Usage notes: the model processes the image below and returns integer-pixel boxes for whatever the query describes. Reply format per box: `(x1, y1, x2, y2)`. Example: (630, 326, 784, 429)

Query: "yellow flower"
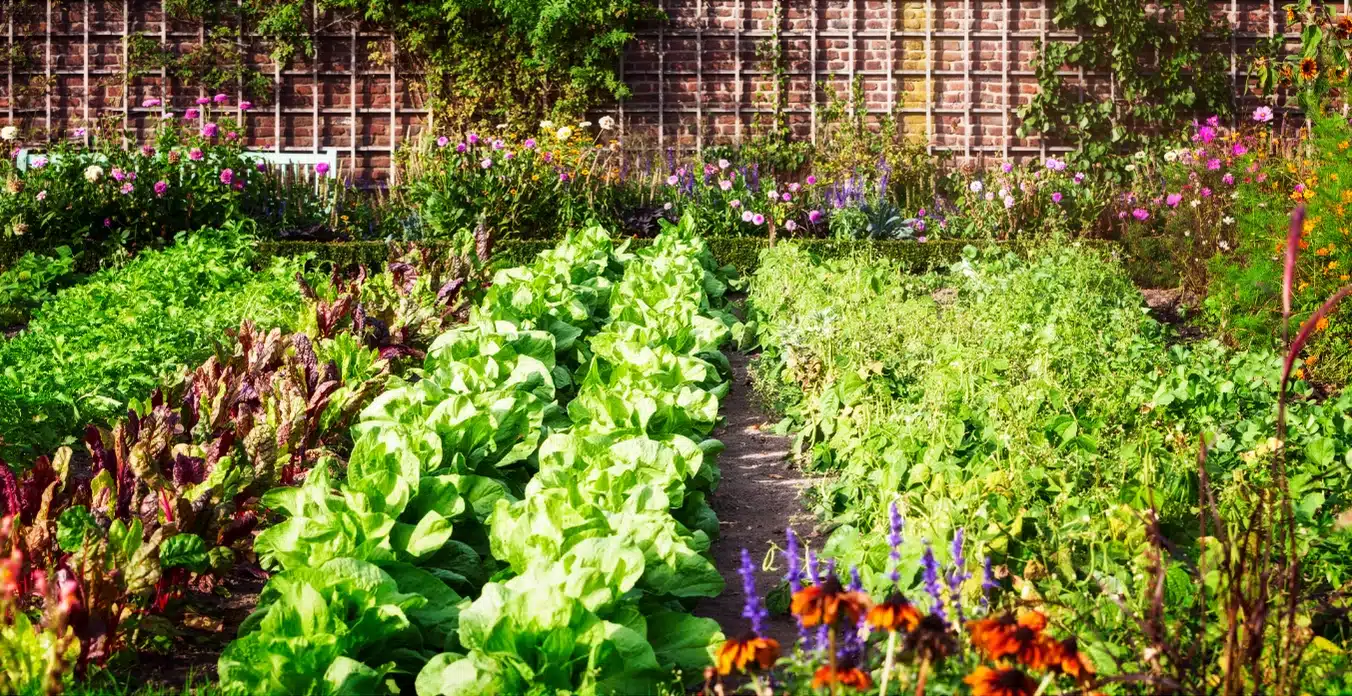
(531, 174, 540, 181)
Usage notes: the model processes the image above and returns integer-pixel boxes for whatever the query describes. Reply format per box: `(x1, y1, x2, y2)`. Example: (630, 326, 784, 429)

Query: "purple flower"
(1232, 143, 1249, 156)
(524, 138, 536, 149)
(807, 548, 821, 584)
(153, 180, 168, 197)
(119, 182, 134, 195)
(1206, 115, 1220, 128)
(752, 213, 765, 225)
(315, 162, 330, 175)
(1073, 172, 1085, 184)
(141, 98, 161, 108)
(917, 207, 927, 218)
(1003, 195, 1014, 209)
(1132, 208, 1150, 221)
(808, 209, 823, 224)
(947, 529, 970, 625)
(467, 132, 479, 145)
(455, 142, 467, 153)
(1166, 193, 1182, 207)
(782, 192, 792, 202)
(1051, 192, 1063, 204)
(219, 168, 233, 185)
(1223, 173, 1235, 185)
(739, 549, 769, 636)
(1002, 161, 1014, 173)
(806, 175, 817, 185)
(195, 97, 210, 105)
(111, 168, 125, 182)
(30, 156, 47, 169)
(921, 542, 946, 623)
(239, 101, 252, 111)
(666, 174, 679, 186)
(785, 220, 798, 231)
(480, 157, 492, 169)
(1044, 157, 1066, 172)
(1206, 158, 1221, 171)
(981, 555, 998, 609)
(492, 139, 504, 150)
(73, 127, 87, 138)
(887, 502, 905, 581)
(1201, 187, 1212, 198)
(436, 135, 450, 148)
(915, 220, 927, 232)
(202, 122, 219, 138)
(185, 108, 199, 120)
(730, 199, 741, 209)
(255, 161, 266, 172)
(1254, 106, 1274, 123)
(213, 93, 229, 104)
(103, 218, 111, 227)
(1194, 124, 1216, 144)
(189, 147, 204, 161)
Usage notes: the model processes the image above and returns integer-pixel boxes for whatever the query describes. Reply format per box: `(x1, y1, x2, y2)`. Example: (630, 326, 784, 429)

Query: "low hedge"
(255, 235, 1169, 285)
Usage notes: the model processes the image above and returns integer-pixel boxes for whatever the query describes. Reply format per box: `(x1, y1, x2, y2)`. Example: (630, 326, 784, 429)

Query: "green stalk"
(879, 630, 898, 695)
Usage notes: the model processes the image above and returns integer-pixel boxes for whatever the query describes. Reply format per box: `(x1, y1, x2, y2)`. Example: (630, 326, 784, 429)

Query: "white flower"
(998, 187, 1009, 197)
(969, 180, 983, 193)
(598, 116, 616, 131)
(1223, 216, 1235, 225)
(1190, 199, 1201, 208)
(1125, 164, 1136, 172)
(766, 189, 778, 200)
(1219, 240, 1231, 250)
(555, 126, 573, 142)
(1, 126, 16, 141)
(84, 164, 104, 182)
(578, 121, 592, 128)
(540, 120, 554, 129)
(495, 123, 508, 130)
(1164, 150, 1178, 163)
(1134, 150, 1146, 159)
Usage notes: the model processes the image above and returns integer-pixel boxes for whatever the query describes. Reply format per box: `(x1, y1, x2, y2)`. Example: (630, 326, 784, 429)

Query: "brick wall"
(0, 0, 1297, 180)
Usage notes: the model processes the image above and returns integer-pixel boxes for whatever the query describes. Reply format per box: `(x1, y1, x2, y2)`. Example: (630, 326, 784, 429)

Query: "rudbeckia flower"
(811, 662, 872, 691)
(866, 592, 922, 632)
(967, 611, 1054, 668)
(1048, 637, 1096, 683)
(964, 666, 1038, 696)
(791, 575, 869, 628)
(715, 633, 779, 675)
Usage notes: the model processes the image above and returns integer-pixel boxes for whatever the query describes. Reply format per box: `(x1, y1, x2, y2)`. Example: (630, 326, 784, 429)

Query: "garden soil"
(695, 349, 818, 648)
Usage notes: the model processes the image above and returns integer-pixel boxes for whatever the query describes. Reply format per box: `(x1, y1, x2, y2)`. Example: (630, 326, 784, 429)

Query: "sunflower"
(965, 666, 1039, 696)
(866, 592, 923, 632)
(791, 575, 870, 628)
(1302, 57, 1320, 82)
(714, 633, 780, 675)
(967, 611, 1055, 669)
(811, 663, 873, 691)
(1048, 637, 1096, 683)
(1338, 15, 1352, 39)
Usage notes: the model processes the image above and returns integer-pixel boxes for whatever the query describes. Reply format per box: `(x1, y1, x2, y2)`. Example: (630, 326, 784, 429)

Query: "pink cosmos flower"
(719, 158, 731, 170)
(219, 168, 234, 185)
(153, 180, 168, 197)
(1003, 195, 1015, 209)
(120, 182, 134, 195)
(1051, 192, 1063, 204)
(730, 199, 741, 209)
(741, 210, 753, 222)
(1254, 106, 1274, 123)
(1166, 193, 1183, 207)
(719, 179, 732, 191)
(1132, 208, 1150, 221)
(239, 101, 252, 111)
(480, 157, 492, 169)
(752, 213, 765, 225)
(806, 175, 817, 185)
(808, 209, 823, 224)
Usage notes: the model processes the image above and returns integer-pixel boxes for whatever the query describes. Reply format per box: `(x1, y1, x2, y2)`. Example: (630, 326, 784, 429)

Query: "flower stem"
(1032, 673, 1055, 696)
(880, 630, 898, 695)
(828, 627, 839, 696)
(914, 656, 930, 696)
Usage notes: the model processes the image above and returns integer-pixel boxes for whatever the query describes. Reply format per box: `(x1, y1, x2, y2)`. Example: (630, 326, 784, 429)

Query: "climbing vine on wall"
(141, 0, 657, 128)
(1016, 0, 1233, 163)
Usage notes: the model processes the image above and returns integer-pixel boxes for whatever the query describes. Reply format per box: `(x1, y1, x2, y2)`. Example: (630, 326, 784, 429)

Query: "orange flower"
(791, 576, 870, 628)
(1047, 637, 1096, 684)
(967, 611, 1055, 668)
(1301, 57, 1320, 82)
(715, 633, 780, 675)
(1317, 316, 1331, 331)
(965, 666, 1039, 696)
(812, 664, 873, 691)
(866, 592, 922, 632)
(1340, 15, 1352, 39)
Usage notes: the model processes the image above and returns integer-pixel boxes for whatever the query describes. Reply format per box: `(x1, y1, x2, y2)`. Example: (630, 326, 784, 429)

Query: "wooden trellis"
(0, 0, 1306, 177)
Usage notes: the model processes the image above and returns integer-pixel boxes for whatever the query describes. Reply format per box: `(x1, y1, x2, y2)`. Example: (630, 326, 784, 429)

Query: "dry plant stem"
(1031, 673, 1055, 696)
(879, 630, 898, 695)
(828, 628, 839, 696)
(913, 656, 930, 696)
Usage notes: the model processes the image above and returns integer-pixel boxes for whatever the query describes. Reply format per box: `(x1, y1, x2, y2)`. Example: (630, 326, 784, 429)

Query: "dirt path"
(697, 349, 818, 647)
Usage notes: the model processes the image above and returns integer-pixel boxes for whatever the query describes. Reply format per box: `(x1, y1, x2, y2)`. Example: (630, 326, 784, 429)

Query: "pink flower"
(492, 139, 505, 150)
(153, 180, 168, 197)
(36, 190, 46, 201)
(666, 175, 678, 186)
(1166, 193, 1183, 207)
(806, 175, 817, 185)
(73, 127, 86, 138)
(120, 182, 134, 195)
(1206, 115, 1220, 128)
(1051, 192, 1063, 204)
(752, 213, 765, 225)
(1073, 172, 1085, 184)
(103, 218, 111, 227)
(1132, 208, 1150, 221)
(504, 151, 515, 160)
(1194, 125, 1216, 144)
(782, 192, 792, 202)
(917, 208, 927, 217)
(189, 148, 204, 161)
(1201, 187, 1212, 198)
(226, 131, 238, 141)
(202, 122, 219, 138)
(315, 162, 330, 175)
(436, 136, 450, 147)
(559, 172, 568, 182)
(480, 157, 492, 169)
(1003, 196, 1015, 209)
(718, 158, 731, 170)
(185, 108, 199, 120)
(808, 209, 823, 224)
(729, 199, 741, 209)
(1223, 173, 1235, 185)
(213, 93, 229, 104)
(239, 101, 252, 111)
(219, 168, 234, 185)
(1206, 158, 1221, 171)
(195, 97, 210, 105)
(111, 168, 125, 182)
(741, 210, 753, 222)
(1254, 106, 1274, 123)
(455, 142, 467, 153)
(719, 179, 732, 191)
(1232, 143, 1248, 156)
(785, 220, 798, 231)
(1002, 162, 1014, 173)
(31, 156, 47, 169)
(467, 132, 479, 145)
(141, 98, 161, 108)
(524, 138, 536, 149)
(788, 182, 800, 192)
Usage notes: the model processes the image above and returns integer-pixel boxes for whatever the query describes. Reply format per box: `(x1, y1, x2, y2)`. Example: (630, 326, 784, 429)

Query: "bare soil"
(695, 350, 818, 647)
(1141, 287, 1206, 343)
